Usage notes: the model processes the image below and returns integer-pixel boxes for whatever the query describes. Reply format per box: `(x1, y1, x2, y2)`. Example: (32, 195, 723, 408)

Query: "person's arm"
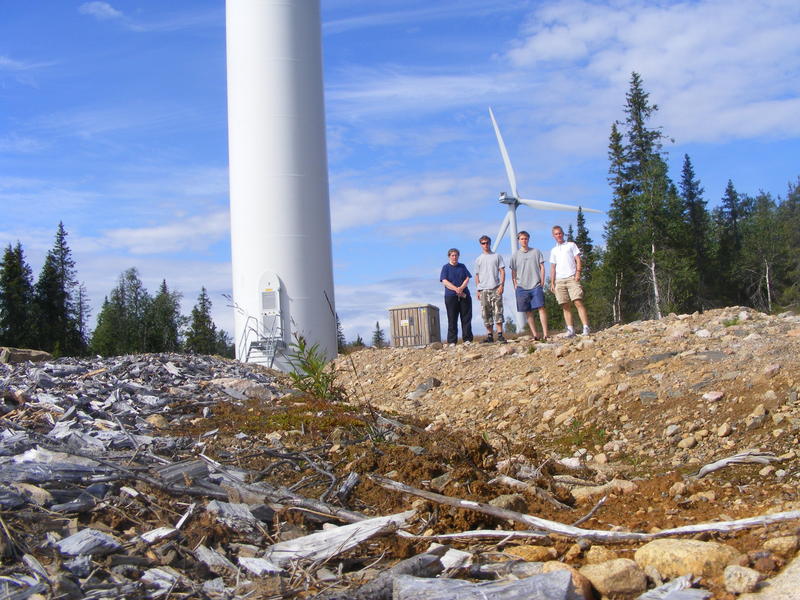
(458, 276, 470, 296)
(442, 278, 459, 292)
(574, 253, 582, 282)
(497, 266, 505, 294)
(539, 260, 545, 290)
(475, 272, 481, 299)
(549, 262, 556, 292)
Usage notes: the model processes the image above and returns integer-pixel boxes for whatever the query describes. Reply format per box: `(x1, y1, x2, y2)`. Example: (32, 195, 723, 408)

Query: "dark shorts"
(516, 286, 544, 312)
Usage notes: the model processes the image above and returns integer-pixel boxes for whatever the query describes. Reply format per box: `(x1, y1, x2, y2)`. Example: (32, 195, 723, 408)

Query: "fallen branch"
(397, 529, 548, 542)
(264, 510, 416, 568)
(694, 450, 778, 479)
(371, 475, 800, 543)
(571, 495, 607, 527)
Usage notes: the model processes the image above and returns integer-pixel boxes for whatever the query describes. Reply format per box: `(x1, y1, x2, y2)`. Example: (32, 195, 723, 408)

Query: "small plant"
(287, 335, 345, 402)
(722, 317, 740, 327)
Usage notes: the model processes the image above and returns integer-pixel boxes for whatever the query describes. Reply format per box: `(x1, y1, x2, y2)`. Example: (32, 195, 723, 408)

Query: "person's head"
(479, 235, 491, 252)
(517, 230, 530, 249)
(552, 225, 565, 243)
(448, 248, 460, 264)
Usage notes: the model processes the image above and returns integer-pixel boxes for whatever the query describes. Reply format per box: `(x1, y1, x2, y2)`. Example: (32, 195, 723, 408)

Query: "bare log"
(264, 510, 415, 568)
(694, 450, 778, 479)
(371, 475, 800, 543)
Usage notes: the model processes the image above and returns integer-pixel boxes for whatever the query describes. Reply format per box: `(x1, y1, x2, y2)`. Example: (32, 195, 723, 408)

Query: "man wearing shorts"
(549, 225, 590, 337)
(510, 231, 549, 340)
(474, 235, 506, 343)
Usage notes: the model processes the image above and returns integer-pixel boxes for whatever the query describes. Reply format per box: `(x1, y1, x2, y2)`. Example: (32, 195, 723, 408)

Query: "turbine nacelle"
(498, 192, 517, 206)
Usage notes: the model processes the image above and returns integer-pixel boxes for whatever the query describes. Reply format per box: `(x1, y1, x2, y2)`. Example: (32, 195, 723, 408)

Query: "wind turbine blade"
(518, 198, 603, 213)
(489, 107, 519, 199)
(491, 211, 511, 253)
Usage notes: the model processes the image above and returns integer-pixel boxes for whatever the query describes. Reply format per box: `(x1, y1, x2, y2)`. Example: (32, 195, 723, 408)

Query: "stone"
(702, 391, 724, 402)
(579, 558, 647, 597)
(677, 436, 697, 449)
(505, 544, 557, 562)
(634, 539, 742, 578)
(0, 347, 52, 363)
(724, 565, 762, 594)
(717, 422, 733, 437)
(763, 535, 799, 557)
(540, 561, 594, 600)
(488, 493, 527, 512)
(584, 545, 618, 564)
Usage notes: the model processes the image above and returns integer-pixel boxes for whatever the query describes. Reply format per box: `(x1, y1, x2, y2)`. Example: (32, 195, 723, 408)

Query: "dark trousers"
(444, 294, 473, 344)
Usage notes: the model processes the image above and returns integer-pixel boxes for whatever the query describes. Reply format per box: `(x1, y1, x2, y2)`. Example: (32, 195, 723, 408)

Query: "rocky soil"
(0, 306, 799, 599)
(332, 306, 800, 598)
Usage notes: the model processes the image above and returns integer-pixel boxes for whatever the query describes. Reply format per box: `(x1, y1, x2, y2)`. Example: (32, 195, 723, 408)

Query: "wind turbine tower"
(226, 0, 336, 370)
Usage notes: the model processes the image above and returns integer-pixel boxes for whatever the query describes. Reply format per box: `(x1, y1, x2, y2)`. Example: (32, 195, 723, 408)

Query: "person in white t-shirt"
(549, 225, 590, 338)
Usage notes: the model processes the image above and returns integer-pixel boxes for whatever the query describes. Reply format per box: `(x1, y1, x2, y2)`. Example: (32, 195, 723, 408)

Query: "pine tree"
(33, 223, 82, 355)
(566, 224, 575, 242)
(350, 334, 365, 348)
(740, 192, 780, 312)
(679, 154, 711, 310)
(574, 208, 596, 280)
(185, 287, 217, 354)
(145, 280, 184, 352)
(90, 268, 151, 356)
(776, 179, 800, 308)
(0, 243, 35, 348)
(371, 321, 386, 348)
(72, 283, 91, 354)
(336, 315, 346, 353)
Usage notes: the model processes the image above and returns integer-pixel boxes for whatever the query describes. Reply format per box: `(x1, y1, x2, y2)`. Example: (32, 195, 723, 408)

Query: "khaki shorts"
(554, 277, 584, 304)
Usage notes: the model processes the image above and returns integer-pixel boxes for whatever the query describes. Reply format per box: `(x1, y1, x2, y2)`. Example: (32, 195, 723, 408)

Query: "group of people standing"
(439, 225, 590, 345)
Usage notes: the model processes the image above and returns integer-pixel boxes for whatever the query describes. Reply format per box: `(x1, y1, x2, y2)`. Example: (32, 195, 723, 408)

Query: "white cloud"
(330, 174, 492, 232)
(78, 2, 123, 21)
(501, 0, 800, 143)
(98, 211, 229, 255)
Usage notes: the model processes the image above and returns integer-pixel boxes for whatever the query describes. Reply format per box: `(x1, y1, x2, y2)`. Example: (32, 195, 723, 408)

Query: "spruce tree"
(33, 223, 82, 355)
(574, 208, 596, 280)
(185, 287, 217, 354)
(679, 154, 711, 310)
(371, 321, 386, 348)
(740, 192, 780, 312)
(336, 315, 346, 353)
(0, 243, 35, 348)
(566, 224, 575, 242)
(89, 268, 151, 356)
(145, 280, 184, 352)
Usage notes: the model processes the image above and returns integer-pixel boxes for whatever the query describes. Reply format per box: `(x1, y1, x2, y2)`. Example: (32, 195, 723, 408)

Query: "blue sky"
(2, 1, 799, 344)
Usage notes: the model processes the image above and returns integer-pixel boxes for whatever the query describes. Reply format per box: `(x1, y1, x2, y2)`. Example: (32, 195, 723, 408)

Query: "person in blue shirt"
(440, 248, 473, 344)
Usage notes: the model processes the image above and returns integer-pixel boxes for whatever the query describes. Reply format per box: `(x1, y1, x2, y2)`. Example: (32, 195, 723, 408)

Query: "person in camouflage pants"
(474, 235, 507, 343)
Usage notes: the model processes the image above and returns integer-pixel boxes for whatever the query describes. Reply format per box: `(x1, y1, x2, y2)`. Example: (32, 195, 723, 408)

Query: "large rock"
(579, 558, 647, 597)
(541, 561, 594, 600)
(634, 539, 742, 578)
(0, 347, 52, 364)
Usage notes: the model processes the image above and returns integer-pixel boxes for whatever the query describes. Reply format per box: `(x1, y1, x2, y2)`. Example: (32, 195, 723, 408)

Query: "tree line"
(0, 223, 233, 357)
(563, 72, 798, 328)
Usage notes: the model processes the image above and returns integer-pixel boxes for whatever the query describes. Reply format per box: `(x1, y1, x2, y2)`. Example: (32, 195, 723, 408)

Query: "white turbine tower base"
(226, 0, 336, 370)
(487, 107, 602, 333)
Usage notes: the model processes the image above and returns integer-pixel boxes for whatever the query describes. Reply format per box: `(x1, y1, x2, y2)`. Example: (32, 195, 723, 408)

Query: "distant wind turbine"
(488, 107, 602, 255)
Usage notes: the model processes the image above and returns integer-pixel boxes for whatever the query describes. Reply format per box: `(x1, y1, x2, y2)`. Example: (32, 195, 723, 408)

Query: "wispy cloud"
(78, 2, 220, 33)
(502, 0, 800, 143)
(324, 1, 524, 35)
(78, 2, 123, 21)
(98, 211, 229, 255)
(331, 174, 492, 232)
(0, 134, 48, 153)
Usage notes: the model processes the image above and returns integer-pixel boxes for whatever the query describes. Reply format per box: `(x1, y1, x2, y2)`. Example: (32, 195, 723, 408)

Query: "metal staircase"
(239, 315, 284, 369)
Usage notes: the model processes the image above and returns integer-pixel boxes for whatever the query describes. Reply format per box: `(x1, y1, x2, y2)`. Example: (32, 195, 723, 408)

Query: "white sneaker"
(565, 328, 576, 338)
(582, 325, 591, 335)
